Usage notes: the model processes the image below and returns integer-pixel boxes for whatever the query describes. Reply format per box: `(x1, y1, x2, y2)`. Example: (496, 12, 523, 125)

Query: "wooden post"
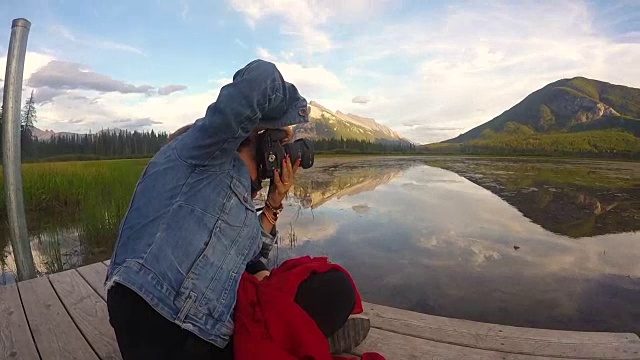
(2, 18, 36, 280)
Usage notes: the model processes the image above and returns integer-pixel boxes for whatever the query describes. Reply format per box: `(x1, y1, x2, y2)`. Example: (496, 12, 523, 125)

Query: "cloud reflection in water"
(268, 157, 640, 333)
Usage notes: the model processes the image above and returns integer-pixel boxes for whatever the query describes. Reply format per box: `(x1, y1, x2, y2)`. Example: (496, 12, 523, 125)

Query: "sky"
(1, 0, 640, 144)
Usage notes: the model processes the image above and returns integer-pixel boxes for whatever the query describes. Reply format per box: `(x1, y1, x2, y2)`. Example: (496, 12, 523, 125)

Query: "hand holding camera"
(257, 127, 315, 207)
(267, 154, 299, 207)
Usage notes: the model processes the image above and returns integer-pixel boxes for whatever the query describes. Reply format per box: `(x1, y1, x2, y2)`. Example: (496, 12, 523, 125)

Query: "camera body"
(256, 129, 314, 180)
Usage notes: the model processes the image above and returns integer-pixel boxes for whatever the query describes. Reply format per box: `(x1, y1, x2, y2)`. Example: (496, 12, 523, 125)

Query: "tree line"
(26, 130, 171, 160)
(423, 128, 640, 160)
(0, 93, 415, 162)
(313, 137, 416, 153)
(0, 92, 169, 161)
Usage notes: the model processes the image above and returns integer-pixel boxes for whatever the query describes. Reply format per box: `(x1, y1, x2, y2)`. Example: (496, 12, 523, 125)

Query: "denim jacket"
(105, 59, 309, 348)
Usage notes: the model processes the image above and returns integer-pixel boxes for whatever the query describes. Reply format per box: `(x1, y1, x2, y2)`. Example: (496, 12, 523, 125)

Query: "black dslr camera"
(256, 129, 314, 180)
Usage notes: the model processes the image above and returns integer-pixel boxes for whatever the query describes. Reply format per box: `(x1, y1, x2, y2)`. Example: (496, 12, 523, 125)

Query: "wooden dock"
(1, 261, 640, 360)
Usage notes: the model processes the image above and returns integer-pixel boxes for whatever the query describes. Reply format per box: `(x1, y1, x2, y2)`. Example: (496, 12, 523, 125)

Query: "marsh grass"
(4, 159, 149, 214)
(423, 157, 640, 189)
(36, 230, 64, 274)
(0, 159, 149, 274)
(288, 222, 298, 248)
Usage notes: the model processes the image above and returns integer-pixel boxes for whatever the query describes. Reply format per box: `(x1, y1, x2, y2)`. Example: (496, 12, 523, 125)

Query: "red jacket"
(234, 256, 385, 360)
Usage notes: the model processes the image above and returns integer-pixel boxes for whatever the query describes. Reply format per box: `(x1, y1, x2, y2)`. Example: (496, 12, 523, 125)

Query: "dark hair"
(168, 124, 193, 142)
(239, 137, 252, 148)
(169, 123, 253, 150)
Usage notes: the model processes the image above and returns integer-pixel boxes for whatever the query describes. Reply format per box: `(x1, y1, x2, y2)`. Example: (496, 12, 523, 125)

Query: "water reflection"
(0, 203, 119, 281)
(292, 160, 409, 209)
(266, 157, 640, 333)
(0, 227, 85, 284)
(2, 156, 639, 334)
(422, 158, 640, 238)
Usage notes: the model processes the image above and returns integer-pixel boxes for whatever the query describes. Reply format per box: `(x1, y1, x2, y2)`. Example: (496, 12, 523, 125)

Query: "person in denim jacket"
(104, 60, 369, 359)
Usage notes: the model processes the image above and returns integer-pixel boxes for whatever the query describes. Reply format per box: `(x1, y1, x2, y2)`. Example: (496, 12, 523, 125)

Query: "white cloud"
(50, 24, 76, 42)
(254, 49, 343, 99)
(6, 2, 640, 145)
(229, 0, 389, 54)
(352, 96, 370, 104)
(234, 38, 248, 49)
(0, 51, 217, 133)
(275, 62, 343, 93)
(181, 0, 189, 20)
(328, 1, 640, 143)
(0, 52, 56, 82)
(28, 60, 154, 94)
(33, 87, 67, 103)
(35, 88, 220, 133)
(49, 24, 143, 55)
(0, 51, 57, 103)
(157, 84, 188, 96)
(94, 40, 144, 56)
(210, 77, 232, 86)
(256, 47, 277, 61)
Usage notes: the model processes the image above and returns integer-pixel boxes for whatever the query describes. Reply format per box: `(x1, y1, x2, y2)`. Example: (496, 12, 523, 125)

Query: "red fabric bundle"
(233, 256, 385, 360)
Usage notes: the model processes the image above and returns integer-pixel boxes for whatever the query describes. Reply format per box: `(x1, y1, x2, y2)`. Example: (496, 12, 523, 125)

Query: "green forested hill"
(445, 77, 640, 143)
(427, 77, 640, 159)
(427, 129, 640, 159)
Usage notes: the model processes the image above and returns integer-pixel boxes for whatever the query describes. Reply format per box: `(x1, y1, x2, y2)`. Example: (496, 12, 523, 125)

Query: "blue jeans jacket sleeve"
(105, 59, 308, 348)
(174, 59, 309, 166)
(257, 221, 278, 260)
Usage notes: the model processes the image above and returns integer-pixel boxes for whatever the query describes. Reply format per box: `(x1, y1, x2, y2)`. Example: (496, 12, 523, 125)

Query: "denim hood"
(106, 59, 309, 347)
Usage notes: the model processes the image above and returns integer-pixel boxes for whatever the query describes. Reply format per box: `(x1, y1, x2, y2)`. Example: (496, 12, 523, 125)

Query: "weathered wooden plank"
(353, 328, 558, 360)
(363, 303, 640, 359)
(18, 276, 99, 360)
(0, 283, 40, 360)
(15, 260, 640, 360)
(49, 270, 121, 360)
(77, 262, 108, 301)
(365, 302, 639, 342)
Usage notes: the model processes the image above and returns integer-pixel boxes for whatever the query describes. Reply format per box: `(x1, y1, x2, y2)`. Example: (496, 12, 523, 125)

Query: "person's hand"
(267, 154, 300, 207)
(253, 270, 270, 281)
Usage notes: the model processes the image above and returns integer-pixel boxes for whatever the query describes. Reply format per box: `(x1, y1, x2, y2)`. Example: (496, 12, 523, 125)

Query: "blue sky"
(1, 0, 640, 143)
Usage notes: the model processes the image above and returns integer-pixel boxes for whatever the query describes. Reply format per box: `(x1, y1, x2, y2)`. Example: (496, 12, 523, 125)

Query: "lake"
(1, 156, 639, 334)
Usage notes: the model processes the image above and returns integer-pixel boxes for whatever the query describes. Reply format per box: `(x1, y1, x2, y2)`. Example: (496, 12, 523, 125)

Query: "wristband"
(265, 199, 284, 216)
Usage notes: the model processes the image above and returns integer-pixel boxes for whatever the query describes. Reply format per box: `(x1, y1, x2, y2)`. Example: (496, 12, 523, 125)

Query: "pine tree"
(21, 91, 37, 135)
(20, 91, 38, 157)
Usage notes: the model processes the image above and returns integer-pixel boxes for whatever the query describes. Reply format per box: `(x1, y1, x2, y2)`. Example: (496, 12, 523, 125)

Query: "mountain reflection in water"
(423, 158, 640, 238)
(263, 157, 640, 334)
(2, 156, 639, 334)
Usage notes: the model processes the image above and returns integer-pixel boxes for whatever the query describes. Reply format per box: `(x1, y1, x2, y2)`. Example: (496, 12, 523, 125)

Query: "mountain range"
(32, 76, 639, 155)
(295, 101, 411, 145)
(31, 101, 411, 146)
(30, 127, 130, 141)
(445, 77, 640, 143)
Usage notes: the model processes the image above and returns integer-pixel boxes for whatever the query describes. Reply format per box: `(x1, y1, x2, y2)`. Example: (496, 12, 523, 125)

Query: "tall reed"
(0, 159, 149, 274)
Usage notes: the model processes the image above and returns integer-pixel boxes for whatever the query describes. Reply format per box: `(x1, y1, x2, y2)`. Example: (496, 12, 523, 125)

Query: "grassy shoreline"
(0, 159, 149, 273)
(1, 155, 638, 274)
(15, 150, 640, 164)
(2, 155, 636, 222)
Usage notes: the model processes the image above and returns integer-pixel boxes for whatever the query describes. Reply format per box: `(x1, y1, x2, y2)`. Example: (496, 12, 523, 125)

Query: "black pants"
(107, 269, 356, 360)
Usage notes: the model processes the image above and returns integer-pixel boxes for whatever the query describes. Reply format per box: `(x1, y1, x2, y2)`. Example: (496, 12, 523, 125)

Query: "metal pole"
(2, 18, 36, 280)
